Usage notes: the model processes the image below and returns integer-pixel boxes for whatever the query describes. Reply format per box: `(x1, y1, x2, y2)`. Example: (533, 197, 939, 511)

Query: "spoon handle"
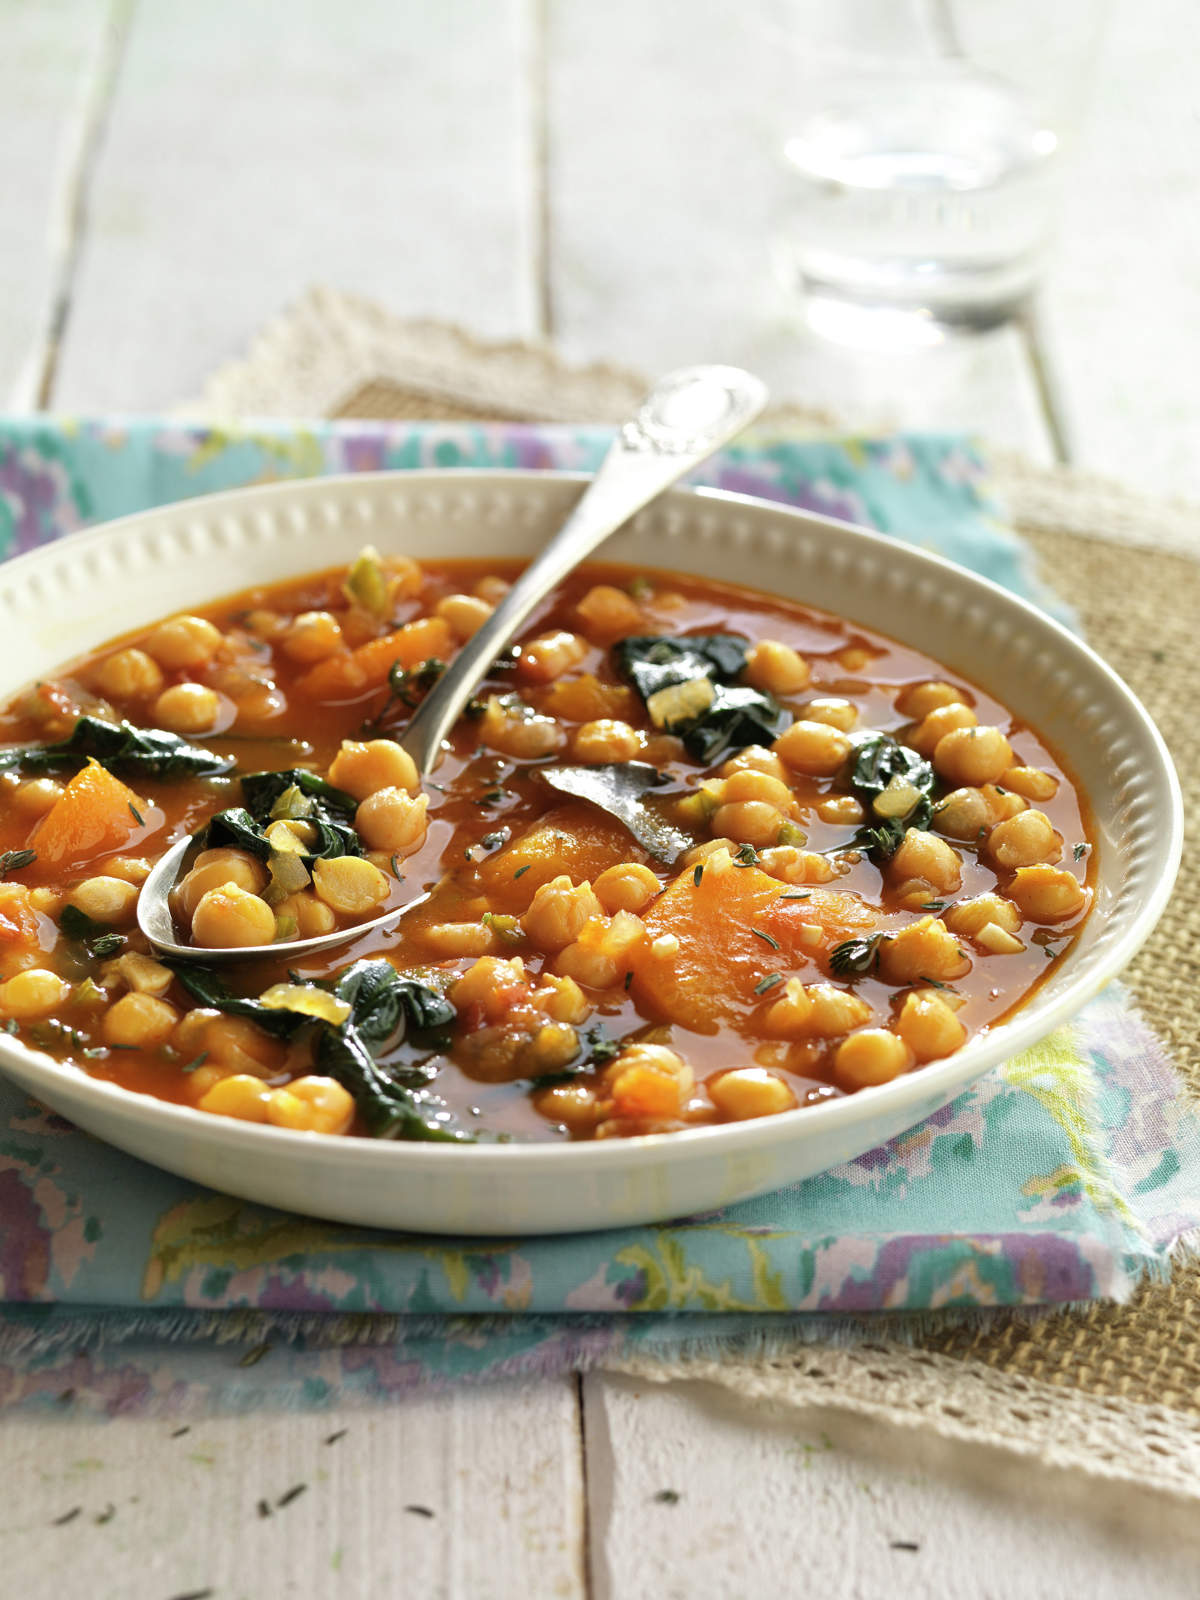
(399, 364, 768, 774)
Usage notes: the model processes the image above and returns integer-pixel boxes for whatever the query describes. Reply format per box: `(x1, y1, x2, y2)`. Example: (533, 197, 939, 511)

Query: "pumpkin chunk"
(631, 854, 874, 1032)
(31, 760, 146, 868)
(296, 615, 453, 701)
(477, 803, 647, 914)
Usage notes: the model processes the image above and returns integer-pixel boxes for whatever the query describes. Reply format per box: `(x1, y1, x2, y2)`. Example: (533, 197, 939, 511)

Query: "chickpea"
(878, 916, 970, 986)
(273, 891, 337, 938)
(1008, 866, 1087, 923)
(176, 850, 268, 920)
(435, 592, 493, 641)
(354, 788, 428, 854)
(761, 977, 815, 1039)
(745, 640, 810, 697)
(153, 682, 222, 735)
(720, 745, 789, 783)
(479, 696, 565, 760)
(572, 719, 642, 764)
(12, 777, 63, 818)
(280, 610, 344, 663)
(421, 922, 502, 958)
(67, 876, 140, 926)
(197, 1073, 273, 1123)
(758, 846, 835, 885)
(814, 796, 865, 826)
(191, 884, 278, 948)
(888, 830, 962, 896)
(805, 984, 874, 1037)
(909, 702, 977, 757)
(0, 968, 71, 1019)
(895, 681, 968, 719)
(533, 1082, 602, 1131)
(803, 697, 858, 732)
(834, 1029, 914, 1091)
(449, 956, 526, 1011)
(474, 574, 511, 606)
(606, 1043, 693, 1119)
(894, 990, 967, 1063)
(28, 887, 63, 916)
(534, 973, 591, 1026)
(933, 725, 1014, 787)
(932, 787, 990, 841)
(103, 992, 178, 1049)
(521, 875, 603, 951)
(144, 614, 223, 670)
(203, 1014, 287, 1076)
(720, 769, 797, 810)
(594, 862, 660, 915)
(709, 1067, 797, 1120)
(1000, 765, 1059, 803)
(520, 630, 588, 684)
(328, 737, 420, 800)
(772, 719, 852, 777)
(981, 784, 1027, 823)
(711, 800, 786, 849)
(266, 1076, 355, 1135)
(555, 911, 646, 989)
(575, 584, 642, 640)
(106, 856, 152, 885)
(988, 809, 1062, 869)
(944, 893, 1021, 938)
(94, 647, 164, 700)
(311, 856, 390, 916)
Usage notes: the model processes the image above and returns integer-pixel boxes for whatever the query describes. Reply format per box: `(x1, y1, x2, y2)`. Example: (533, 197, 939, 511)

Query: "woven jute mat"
(195, 288, 1200, 1493)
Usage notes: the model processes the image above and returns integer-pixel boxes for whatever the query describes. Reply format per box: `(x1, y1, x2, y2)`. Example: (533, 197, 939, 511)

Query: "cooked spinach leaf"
(614, 634, 788, 764)
(199, 767, 364, 865)
(0, 714, 233, 780)
(840, 733, 937, 861)
(59, 903, 125, 959)
(170, 958, 470, 1142)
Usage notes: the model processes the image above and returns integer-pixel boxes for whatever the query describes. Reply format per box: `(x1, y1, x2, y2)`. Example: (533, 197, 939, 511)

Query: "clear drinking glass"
(771, 0, 1106, 342)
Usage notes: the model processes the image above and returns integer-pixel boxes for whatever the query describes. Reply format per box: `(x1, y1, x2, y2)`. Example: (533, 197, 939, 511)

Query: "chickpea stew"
(0, 548, 1092, 1143)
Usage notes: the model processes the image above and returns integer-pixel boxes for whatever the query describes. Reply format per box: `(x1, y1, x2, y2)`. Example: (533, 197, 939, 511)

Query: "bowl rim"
(0, 467, 1183, 1175)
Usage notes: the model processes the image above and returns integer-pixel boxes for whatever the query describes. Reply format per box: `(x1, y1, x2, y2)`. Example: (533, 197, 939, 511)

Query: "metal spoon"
(138, 364, 768, 961)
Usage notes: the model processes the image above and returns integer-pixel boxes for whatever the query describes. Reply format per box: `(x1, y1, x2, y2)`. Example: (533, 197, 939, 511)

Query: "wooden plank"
(544, 0, 1053, 459)
(52, 0, 537, 411)
(584, 1372, 1200, 1598)
(1040, 0, 1200, 500)
(0, 1376, 585, 1599)
(0, 0, 113, 407)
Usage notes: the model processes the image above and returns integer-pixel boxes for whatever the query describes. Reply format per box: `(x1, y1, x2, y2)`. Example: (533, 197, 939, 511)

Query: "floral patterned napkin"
(0, 417, 1196, 1414)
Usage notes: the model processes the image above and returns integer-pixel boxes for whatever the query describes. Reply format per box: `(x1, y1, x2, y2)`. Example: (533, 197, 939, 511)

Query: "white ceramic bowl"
(0, 472, 1182, 1234)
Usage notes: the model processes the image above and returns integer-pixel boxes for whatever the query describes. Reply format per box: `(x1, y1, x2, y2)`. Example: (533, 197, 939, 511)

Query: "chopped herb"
(94, 1504, 116, 1525)
(276, 1484, 307, 1509)
(993, 786, 1007, 796)
(919, 976, 957, 992)
(513, 864, 532, 880)
(751, 927, 780, 950)
(890, 1541, 920, 1552)
(829, 934, 886, 977)
(779, 889, 811, 900)
(0, 715, 233, 780)
(238, 1341, 271, 1367)
(1074, 843, 1088, 861)
(624, 970, 634, 991)
(921, 900, 950, 913)
(733, 842, 758, 868)
(325, 1429, 348, 1445)
(127, 801, 144, 826)
(257, 1499, 272, 1519)
(653, 1489, 681, 1505)
(389, 853, 402, 879)
(754, 973, 784, 996)
(479, 830, 507, 851)
(405, 1504, 436, 1518)
(0, 848, 36, 877)
(1045, 946, 1061, 959)
(693, 863, 704, 887)
(51, 1507, 82, 1526)
(171, 1426, 191, 1437)
(181, 1051, 209, 1074)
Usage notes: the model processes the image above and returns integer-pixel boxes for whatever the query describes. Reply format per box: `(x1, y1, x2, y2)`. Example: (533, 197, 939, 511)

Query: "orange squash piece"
(31, 759, 144, 868)
(539, 674, 639, 725)
(297, 615, 453, 702)
(477, 803, 646, 914)
(632, 861, 875, 1033)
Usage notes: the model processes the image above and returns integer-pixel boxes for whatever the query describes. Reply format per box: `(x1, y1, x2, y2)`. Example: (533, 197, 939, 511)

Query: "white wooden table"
(3, 3, 1199, 1595)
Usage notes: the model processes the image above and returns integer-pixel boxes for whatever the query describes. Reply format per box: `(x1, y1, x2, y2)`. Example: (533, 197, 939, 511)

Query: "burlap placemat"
(194, 289, 1200, 1492)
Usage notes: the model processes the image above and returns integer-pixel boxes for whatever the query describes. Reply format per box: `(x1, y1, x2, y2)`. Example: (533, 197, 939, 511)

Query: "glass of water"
(772, 0, 1105, 341)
